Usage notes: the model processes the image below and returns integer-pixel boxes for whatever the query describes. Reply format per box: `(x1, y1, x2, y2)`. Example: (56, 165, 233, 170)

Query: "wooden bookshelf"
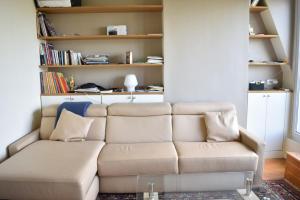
(38, 34, 163, 41)
(40, 63, 163, 69)
(250, 6, 268, 13)
(249, 62, 288, 66)
(37, 5, 163, 14)
(249, 34, 278, 39)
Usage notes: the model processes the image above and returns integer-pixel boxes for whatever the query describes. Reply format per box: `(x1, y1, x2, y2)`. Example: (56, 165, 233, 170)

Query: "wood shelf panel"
(37, 5, 163, 14)
(40, 63, 163, 68)
(38, 34, 163, 41)
(249, 62, 288, 66)
(249, 35, 278, 39)
(250, 6, 268, 12)
(41, 92, 164, 96)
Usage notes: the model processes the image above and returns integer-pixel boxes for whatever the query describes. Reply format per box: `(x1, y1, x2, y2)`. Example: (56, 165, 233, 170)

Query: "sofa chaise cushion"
(98, 143, 178, 176)
(175, 141, 258, 173)
(0, 140, 104, 200)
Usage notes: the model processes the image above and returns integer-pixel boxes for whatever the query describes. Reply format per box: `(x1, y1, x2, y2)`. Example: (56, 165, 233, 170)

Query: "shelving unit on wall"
(248, 0, 290, 91)
(37, 2, 164, 98)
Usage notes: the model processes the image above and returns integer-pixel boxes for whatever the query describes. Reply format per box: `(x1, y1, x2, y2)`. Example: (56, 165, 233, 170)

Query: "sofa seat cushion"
(98, 143, 178, 176)
(0, 140, 104, 200)
(175, 142, 258, 173)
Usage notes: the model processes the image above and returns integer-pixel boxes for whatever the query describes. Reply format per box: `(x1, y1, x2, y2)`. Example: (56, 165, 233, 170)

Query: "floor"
(263, 158, 286, 181)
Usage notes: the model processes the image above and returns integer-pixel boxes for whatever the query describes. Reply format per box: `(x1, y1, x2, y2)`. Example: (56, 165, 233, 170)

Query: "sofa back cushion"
(106, 103, 172, 143)
(40, 104, 107, 141)
(172, 102, 236, 142)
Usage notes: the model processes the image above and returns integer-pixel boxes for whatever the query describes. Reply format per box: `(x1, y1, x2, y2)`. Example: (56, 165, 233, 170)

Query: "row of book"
(40, 42, 82, 65)
(38, 12, 56, 37)
(40, 72, 70, 94)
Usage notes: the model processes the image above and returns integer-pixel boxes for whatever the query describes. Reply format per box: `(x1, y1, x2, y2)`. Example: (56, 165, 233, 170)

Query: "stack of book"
(40, 42, 82, 65)
(40, 72, 70, 94)
(147, 85, 164, 92)
(36, 0, 72, 8)
(82, 55, 109, 65)
(38, 12, 56, 37)
(146, 56, 163, 64)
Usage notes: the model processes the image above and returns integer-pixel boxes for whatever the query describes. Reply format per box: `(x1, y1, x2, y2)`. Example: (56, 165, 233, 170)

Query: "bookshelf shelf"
(40, 63, 163, 69)
(38, 34, 163, 41)
(249, 34, 278, 39)
(37, 5, 163, 14)
(248, 62, 288, 66)
(250, 6, 268, 13)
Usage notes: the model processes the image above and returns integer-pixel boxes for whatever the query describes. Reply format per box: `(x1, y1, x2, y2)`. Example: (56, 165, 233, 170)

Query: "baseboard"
(264, 151, 284, 159)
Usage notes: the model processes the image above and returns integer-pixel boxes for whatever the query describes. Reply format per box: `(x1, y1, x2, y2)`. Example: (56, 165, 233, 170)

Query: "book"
(37, 0, 71, 8)
(40, 72, 69, 94)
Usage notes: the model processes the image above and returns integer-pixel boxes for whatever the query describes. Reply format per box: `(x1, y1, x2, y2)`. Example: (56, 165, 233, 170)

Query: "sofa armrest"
(239, 126, 265, 185)
(8, 129, 40, 156)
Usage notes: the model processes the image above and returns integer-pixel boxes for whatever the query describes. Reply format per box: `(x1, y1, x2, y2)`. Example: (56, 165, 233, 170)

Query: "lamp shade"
(124, 74, 138, 92)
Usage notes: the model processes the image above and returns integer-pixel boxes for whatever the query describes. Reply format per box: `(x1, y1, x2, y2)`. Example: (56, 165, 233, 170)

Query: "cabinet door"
(265, 93, 286, 151)
(70, 95, 102, 104)
(41, 95, 71, 108)
(247, 93, 267, 142)
(102, 95, 164, 105)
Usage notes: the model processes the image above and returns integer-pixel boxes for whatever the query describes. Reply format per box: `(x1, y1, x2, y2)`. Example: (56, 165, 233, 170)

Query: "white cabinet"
(41, 95, 72, 108)
(247, 92, 291, 158)
(41, 94, 164, 108)
(102, 94, 164, 105)
(41, 95, 101, 108)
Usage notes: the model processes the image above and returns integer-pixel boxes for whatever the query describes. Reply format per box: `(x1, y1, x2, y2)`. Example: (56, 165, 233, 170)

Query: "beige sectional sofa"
(0, 102, 264, 199)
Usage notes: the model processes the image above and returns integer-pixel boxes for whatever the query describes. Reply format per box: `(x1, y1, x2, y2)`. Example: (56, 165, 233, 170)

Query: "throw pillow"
(204, 110, 240, 142)
(50, 109, 94, 142)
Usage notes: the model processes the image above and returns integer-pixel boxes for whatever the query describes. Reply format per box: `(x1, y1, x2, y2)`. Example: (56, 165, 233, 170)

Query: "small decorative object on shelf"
(126, 51, 133, 64)
(251, 0, 260, 7)
(69, 76, 75, 92)
(249, 81, 265, 90)
(107, 25, 127, 36)
(124, 74, 138, 92)
(249, 24, 255, 36)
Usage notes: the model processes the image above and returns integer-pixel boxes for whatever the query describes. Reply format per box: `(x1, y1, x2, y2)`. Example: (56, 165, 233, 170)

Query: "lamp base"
(126, 86, 136, 92)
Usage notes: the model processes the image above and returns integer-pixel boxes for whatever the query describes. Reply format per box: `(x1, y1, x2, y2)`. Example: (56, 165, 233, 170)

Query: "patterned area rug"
(98, 179, 300, 200)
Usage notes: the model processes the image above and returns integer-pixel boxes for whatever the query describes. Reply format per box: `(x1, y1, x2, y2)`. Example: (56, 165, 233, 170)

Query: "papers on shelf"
(37, 0, 71, 7)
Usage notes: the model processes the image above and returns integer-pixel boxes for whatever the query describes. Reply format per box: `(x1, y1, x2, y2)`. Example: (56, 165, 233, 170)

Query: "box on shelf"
(249, 81, 264, 90)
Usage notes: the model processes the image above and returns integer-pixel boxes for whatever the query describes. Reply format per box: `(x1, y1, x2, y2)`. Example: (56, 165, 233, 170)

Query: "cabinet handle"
(267, 95, 270, 97)
(70, 97, 74, 101)
(262, 95, 266, 98)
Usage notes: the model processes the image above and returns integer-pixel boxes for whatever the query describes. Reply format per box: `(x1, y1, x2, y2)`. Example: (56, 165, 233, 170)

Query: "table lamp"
(124, 74, 138, 92)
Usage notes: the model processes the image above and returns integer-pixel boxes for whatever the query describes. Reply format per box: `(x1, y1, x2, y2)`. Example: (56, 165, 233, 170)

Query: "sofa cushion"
(108, 103, 171, 116)
(204, 110, 240, 142)
(40, 104, 107, 141)
(172, 102, 236, 142)
(106, 115, 172, 143)
(173, 115, 207, 142)
(175, 142, 258, 173)
(0, 140, 104, 200)
(50, 109, 94, 142)
(172, 102, 236, 115)
(98, 143, 178, 176)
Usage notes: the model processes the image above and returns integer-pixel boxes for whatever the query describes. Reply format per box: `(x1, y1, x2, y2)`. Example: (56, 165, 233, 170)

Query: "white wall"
(163, 0, 249, 125)
(0, 0, 41, 162)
